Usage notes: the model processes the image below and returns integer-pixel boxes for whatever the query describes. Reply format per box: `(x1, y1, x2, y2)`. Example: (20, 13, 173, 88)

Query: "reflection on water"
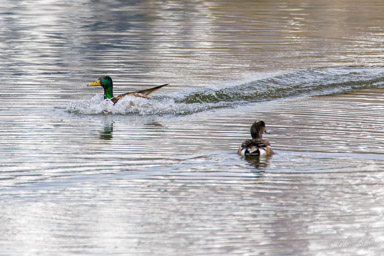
(100, 116, 113, 140)
(1, 0, 384, 255)
(99, 119, 114, 140)
(244, 155, 272, 169)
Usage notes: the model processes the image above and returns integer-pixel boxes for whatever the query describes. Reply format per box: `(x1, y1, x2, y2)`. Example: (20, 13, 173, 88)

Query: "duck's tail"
(135, 84, 168, 96)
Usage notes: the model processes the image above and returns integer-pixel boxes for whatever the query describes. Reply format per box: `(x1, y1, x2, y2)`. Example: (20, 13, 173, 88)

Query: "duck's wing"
(134, 83, 168, 96)
(113, 84, 169, 104)
(258, 139, 271, 147)
(240, 139, 253, 149)
(241, 139, 270, 149)
(240, 139, 271, 156)
(112, 92, 150, 103)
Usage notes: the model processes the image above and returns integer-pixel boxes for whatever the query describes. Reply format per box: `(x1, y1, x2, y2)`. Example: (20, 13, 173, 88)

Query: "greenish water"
(1, 0, 384, 255)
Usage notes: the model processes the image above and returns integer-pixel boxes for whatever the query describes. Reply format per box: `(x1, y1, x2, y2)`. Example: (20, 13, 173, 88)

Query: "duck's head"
(250, 120, 269, 139)
(87, 76, 114, 99)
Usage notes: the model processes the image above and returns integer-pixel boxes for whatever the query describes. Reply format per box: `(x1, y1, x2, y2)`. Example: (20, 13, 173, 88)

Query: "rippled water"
(1, 0, 384, 255)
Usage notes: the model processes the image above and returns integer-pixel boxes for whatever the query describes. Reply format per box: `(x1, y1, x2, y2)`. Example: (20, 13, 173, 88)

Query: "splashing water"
(66, 68, 384, 116)
(66, 94, 222, 115)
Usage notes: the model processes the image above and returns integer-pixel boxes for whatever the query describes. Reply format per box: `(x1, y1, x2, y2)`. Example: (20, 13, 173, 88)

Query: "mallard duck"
(238, 120, 274, 157)
(87, 76, 168, 104)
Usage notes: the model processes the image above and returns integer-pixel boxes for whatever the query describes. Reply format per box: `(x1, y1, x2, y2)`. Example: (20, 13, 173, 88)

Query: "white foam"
(65, 94, 215, 116)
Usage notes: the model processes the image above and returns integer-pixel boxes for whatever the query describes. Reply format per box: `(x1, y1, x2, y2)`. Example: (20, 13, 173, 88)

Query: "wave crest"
(66, 68, 384, 116)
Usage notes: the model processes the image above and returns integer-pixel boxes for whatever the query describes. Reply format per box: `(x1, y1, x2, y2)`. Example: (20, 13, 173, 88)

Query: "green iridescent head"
(87, 76, 114, 99)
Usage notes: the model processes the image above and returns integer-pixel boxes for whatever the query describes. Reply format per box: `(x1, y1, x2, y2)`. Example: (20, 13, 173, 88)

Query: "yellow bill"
(87, 80, 101, 86)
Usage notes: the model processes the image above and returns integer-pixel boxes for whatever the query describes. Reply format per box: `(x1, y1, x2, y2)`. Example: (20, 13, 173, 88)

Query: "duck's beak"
(264, 130, 271, 134)
(87, 80, 101, 86)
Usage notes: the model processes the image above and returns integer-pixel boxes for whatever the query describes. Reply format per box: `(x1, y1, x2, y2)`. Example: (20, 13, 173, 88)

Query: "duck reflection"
(99, 117, 114, 140)
(245, 155, 272, 169)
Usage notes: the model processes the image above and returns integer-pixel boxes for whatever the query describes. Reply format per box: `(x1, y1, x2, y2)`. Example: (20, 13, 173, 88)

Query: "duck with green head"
(87, 76, 168, 104)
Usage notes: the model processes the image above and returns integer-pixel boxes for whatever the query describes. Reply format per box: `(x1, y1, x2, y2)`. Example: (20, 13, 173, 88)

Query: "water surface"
(1, 0, 384, 255)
